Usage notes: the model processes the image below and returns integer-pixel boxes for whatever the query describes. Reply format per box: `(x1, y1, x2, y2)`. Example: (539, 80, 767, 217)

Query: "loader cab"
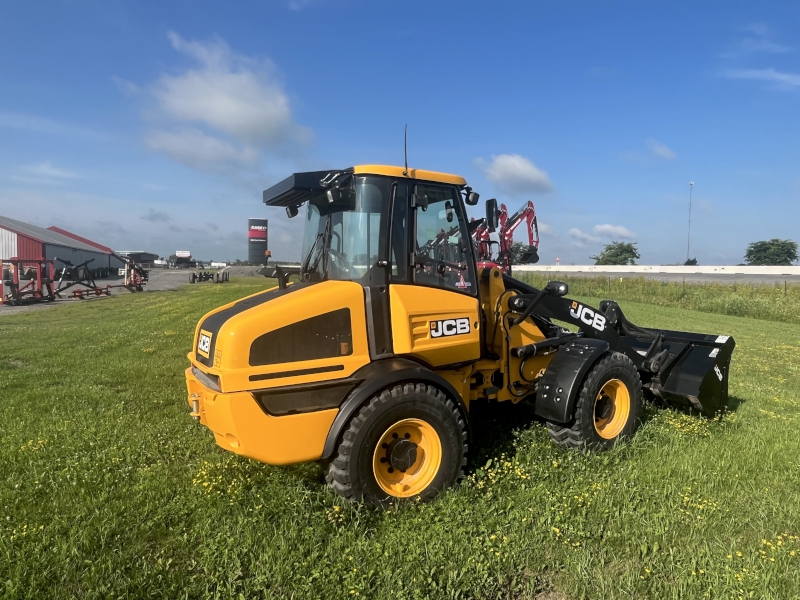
(289, 169, 478, 295)
(264, 165, 483, 366)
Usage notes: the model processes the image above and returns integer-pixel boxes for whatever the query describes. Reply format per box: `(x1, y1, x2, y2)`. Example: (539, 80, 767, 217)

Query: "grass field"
(2, 279, 799, 599)
(516, 273, 800, 325)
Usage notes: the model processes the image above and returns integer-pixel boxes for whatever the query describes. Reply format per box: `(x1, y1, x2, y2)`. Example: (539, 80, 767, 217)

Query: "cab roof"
(263, 165, 467, 207)
(353, 165, 466, 186)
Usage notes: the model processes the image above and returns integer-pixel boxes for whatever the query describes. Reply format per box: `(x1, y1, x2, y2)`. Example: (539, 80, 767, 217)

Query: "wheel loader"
(185, 165, 735, 506)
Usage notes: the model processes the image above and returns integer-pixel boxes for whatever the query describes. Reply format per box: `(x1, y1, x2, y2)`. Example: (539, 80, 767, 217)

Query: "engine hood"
(191, 280, 370, 393)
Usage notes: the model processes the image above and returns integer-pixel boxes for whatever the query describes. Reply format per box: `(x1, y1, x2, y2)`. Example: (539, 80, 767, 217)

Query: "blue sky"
(1, 0, 798, 264)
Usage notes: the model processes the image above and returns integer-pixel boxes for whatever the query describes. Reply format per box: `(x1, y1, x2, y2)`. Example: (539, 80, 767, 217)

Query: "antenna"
(403, 124, 408, 176)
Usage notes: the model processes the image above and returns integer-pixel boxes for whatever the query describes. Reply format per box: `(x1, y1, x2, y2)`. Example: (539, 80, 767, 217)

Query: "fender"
(533, 339, 609, 423)
(320, 357, 471, 461)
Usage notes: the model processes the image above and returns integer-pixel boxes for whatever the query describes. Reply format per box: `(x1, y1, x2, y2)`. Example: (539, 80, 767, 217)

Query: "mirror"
(485, 198, 499, 232)
(544, 280, 568, 297)
(286, 204, 299, 218)
(444, 200, 454, 223)
(466, 191, 480, 206)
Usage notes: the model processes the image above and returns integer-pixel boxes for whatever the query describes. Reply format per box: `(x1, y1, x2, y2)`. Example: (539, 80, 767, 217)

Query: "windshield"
(300, 176, 391, 283)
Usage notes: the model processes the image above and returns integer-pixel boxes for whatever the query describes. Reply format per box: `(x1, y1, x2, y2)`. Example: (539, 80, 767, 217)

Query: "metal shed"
(0, 215, 124, 275)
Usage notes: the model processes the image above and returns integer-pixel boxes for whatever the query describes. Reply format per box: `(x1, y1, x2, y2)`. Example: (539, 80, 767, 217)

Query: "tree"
(684, 258, 698, 266)
(590, 241, 640, 266)
(744, 239, 798, 266)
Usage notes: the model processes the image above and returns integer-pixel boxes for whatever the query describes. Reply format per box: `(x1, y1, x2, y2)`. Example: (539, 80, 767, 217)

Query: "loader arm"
(502, 275, 735, 417)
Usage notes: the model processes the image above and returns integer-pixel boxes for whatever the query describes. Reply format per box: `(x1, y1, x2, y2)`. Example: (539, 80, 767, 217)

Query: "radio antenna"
(403, 124, 408, 176)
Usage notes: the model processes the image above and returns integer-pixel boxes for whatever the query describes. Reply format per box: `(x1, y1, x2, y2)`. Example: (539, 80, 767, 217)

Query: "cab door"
(389, 182, 481, 367)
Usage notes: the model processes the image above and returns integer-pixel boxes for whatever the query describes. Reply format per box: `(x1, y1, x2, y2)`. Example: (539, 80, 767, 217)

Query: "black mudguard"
(533, 339, 610, 423)
(320, 357, 470, 461)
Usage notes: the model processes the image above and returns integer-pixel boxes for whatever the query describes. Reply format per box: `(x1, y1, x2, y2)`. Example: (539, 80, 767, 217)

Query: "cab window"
(413, 184, 476, 295)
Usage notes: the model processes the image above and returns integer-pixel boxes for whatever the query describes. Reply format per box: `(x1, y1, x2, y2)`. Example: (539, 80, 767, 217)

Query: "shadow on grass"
(467, 398, 545, 471)
(646, 392, 747, 419)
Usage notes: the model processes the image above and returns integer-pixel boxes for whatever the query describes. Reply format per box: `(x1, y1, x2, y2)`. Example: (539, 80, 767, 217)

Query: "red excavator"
(471, 199, 539, 274)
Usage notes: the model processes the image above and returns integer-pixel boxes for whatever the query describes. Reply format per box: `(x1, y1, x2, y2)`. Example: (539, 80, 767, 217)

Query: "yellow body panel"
(186, 367, 337, 465)
(191, 280, 370, 392)
(389, 284, 480, 366)
(475, 267, 554, 403)
(353, 165, 466, 186)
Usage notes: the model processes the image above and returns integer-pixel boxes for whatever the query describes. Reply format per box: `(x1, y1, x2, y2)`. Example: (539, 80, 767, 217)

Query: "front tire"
(547, 352, 643, 450)
(324, 383, 467, 506)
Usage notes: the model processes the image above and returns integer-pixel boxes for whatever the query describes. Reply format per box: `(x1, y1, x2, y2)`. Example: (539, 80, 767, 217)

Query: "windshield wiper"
(301, 231, 325, 276)
(302, 218, 331, 278)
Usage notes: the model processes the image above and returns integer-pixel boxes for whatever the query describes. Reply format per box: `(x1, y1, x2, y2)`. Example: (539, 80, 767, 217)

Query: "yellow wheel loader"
(185, 165, 735, 506)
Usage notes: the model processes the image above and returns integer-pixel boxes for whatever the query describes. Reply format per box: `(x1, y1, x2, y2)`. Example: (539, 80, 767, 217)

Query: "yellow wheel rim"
(593, 379, 631, 440)
(372, 418, 442, 498)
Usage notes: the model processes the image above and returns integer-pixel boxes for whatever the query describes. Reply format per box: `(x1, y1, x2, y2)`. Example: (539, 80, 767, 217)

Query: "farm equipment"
(55, 256, 147, 299)
(54, 258, 111, 299)
(190, 270, 229, 284)
(121, 259, 148, 292)
(0, 257, 55, 305)
(185, 165, 736, 506)
(471, 199, 539, 273)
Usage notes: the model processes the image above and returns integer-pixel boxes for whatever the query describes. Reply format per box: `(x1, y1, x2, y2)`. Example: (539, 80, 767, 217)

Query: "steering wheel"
(327, 248, 353, 278)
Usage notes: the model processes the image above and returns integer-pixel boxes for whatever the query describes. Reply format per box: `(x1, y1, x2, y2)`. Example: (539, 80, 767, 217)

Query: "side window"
(413, 185, 476, 294)
(390, 182, 410, 282)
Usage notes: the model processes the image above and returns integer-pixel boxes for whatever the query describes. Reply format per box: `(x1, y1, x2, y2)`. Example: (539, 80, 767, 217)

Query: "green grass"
(516, 272, 800, 325)
(2, 279, 799, 599)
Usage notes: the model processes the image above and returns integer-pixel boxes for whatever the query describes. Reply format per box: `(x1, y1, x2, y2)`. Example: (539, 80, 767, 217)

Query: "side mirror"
(466, 191, 480, 206)
(444, 201, 454, 223)
(411, 193, 429, 210)
(485, 198, 499, 232)
(286, 205, 299, 218)
(544, 280, 568, 296)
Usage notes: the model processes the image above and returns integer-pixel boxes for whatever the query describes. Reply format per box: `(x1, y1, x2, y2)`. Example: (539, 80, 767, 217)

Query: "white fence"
(514, 265, 800, 275)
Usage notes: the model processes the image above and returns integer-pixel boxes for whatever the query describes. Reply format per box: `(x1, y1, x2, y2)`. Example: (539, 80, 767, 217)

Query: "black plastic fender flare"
(321, 357, 471, 461)
(533, 338, 610, 423)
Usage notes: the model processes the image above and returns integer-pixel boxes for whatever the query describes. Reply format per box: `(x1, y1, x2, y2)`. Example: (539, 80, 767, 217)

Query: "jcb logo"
(569, 302, 606, 332)
(430, 317, 471, 338)
(197, 330, 212, 358)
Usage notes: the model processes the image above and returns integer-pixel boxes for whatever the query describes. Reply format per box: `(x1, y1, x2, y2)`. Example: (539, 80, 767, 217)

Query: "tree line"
(584, 239, 798, 266)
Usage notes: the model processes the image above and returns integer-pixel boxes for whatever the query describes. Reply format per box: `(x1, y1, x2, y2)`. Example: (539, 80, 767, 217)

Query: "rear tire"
(547, 352, 643, 451)
(324, 383, 467, 506)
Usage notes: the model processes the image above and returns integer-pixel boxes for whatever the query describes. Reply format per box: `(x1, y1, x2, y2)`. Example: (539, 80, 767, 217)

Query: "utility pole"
(686, 181, 694, 263)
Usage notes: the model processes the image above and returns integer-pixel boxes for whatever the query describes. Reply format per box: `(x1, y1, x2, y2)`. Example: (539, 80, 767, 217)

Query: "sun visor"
(262, 171, 337, 207)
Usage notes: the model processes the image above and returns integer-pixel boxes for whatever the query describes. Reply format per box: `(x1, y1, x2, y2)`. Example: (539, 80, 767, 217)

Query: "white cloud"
(721, 23, 790, 57)
(142, 32, 312, 173)
(593, 223, 635, 239)
(568, 228, 600, 245)
(737, 38, 789, 54)
(475, 154, 554, 195)
(23, 161, 82, 179)
(0, 111, 104, 140)
(647, 139, 676, 161)
(744, 22, 771, 37)
(111, 75, 140, 96)
(538, 221, 552, 234)
(720, 68, 800, 88)
(145, 129, 260, 171)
